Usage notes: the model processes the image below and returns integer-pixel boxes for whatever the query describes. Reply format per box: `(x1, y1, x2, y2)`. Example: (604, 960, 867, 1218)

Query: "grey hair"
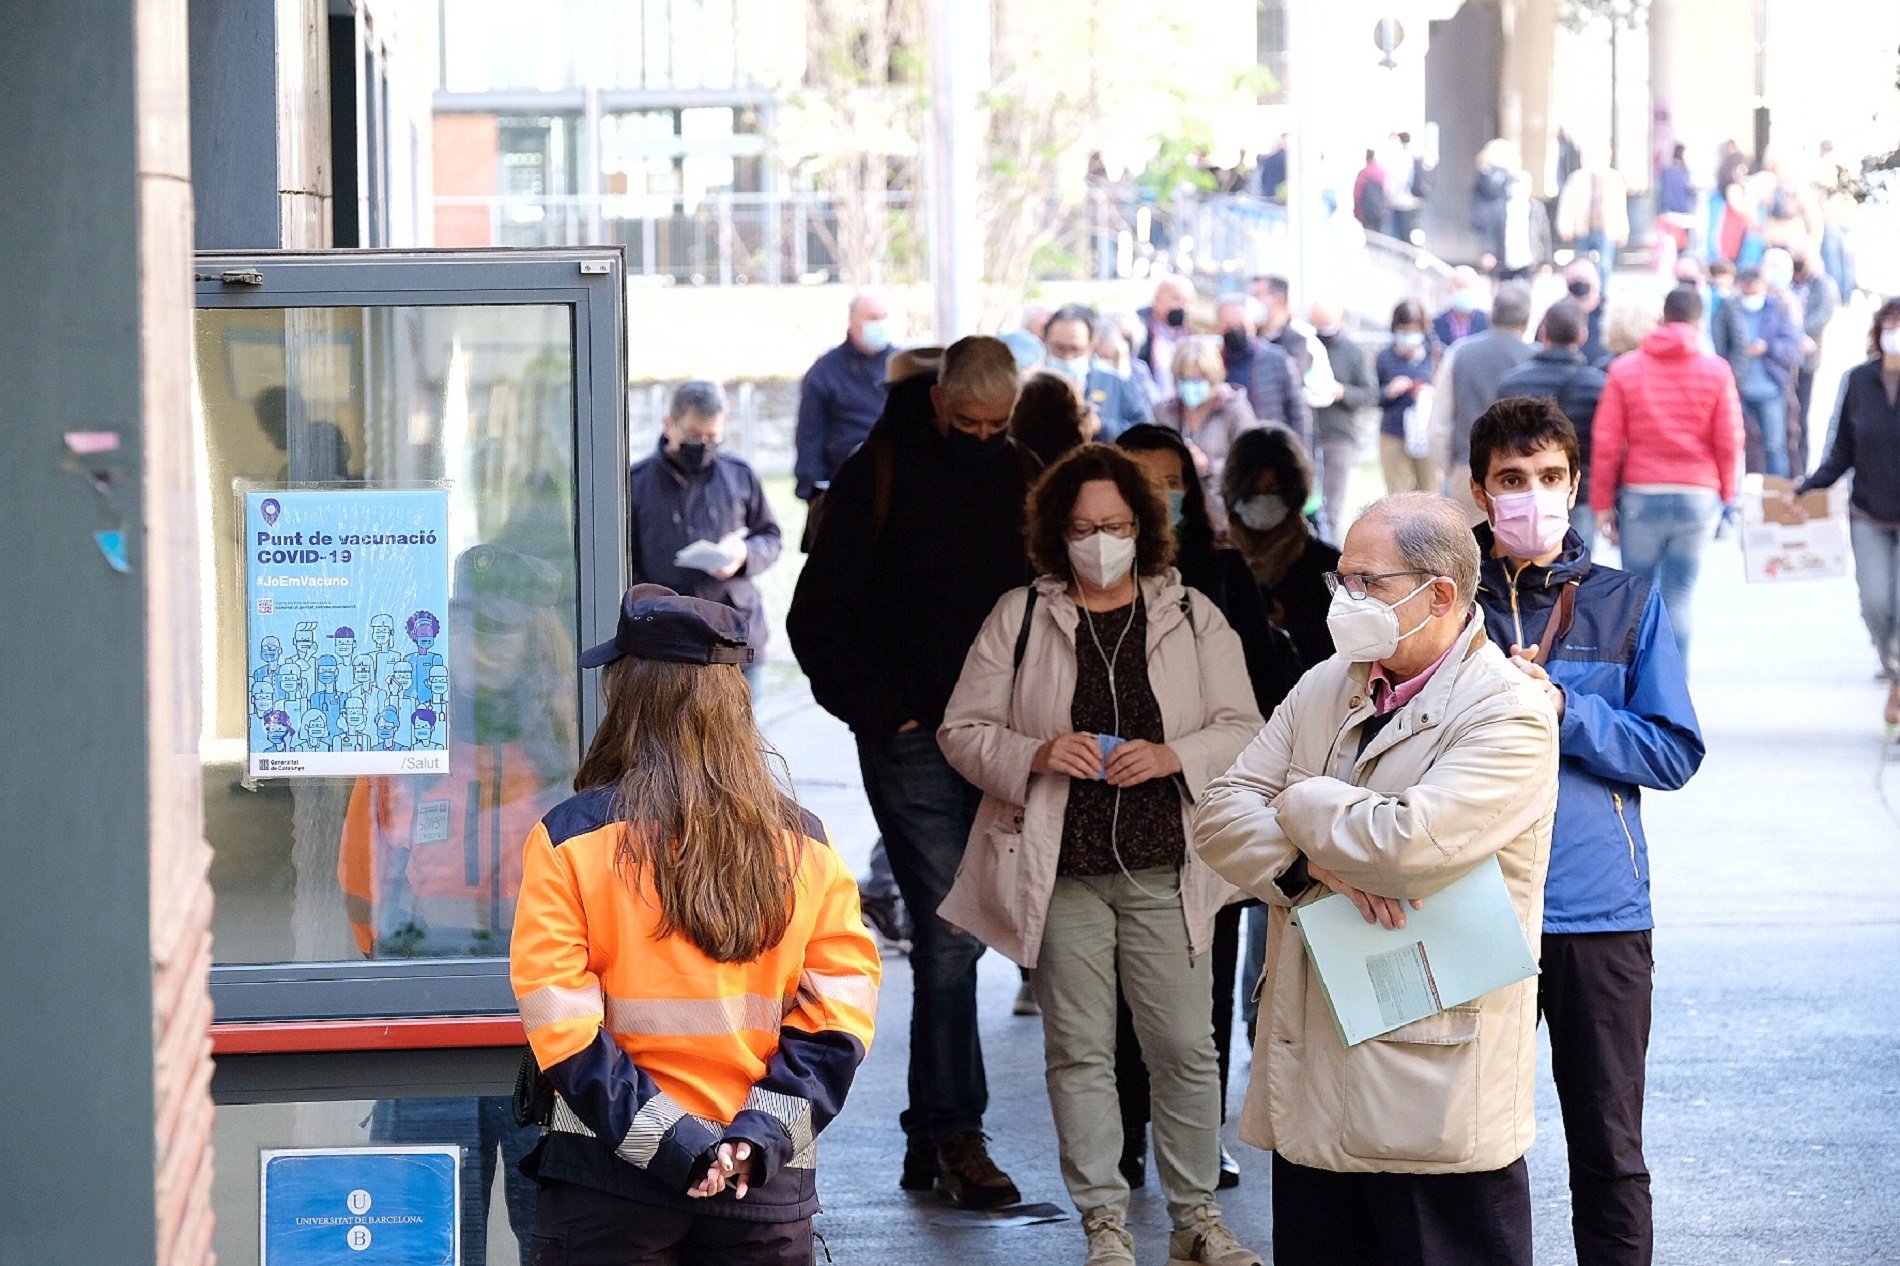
(939, 334, 1023, 406)
(1216, 292, 1265, 328)
(1491, 284, 1533, 331)
(1360, 492, 1480, 608)
(668, 379, 727, 421)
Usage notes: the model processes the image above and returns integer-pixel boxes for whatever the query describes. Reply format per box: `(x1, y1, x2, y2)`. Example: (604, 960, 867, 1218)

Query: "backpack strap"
(1532, 582, 1579, 666)
(1012, 588, 1038, 674)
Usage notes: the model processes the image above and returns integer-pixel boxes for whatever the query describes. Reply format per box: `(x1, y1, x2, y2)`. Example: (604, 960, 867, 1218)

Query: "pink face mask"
(1490, 487, 1572, 558)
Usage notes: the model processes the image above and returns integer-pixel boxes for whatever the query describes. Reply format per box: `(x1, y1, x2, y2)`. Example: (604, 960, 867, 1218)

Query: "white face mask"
(1325, 577, 1436, 663)
(1882, 327, 1900, 357)
(1068, 531, 1137, 590)
(1051, 354, 1091, 381)
(1234, 494, 1290, 532)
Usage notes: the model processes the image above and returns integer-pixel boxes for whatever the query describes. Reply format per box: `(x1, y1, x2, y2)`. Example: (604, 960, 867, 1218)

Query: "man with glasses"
(1195, 492, 1559, 1266)
(789, 334, 1037, 1211)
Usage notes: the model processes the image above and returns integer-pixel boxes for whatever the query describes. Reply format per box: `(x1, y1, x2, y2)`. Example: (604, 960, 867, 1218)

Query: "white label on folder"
(1368, 941, 1443, 1027)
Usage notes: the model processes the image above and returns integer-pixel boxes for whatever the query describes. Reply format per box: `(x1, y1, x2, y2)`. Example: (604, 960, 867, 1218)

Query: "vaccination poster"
(244, 488, 451, 780)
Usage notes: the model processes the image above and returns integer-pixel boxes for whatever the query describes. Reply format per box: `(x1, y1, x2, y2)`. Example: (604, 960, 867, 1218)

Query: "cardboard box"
(1739, 475, 1848, 583)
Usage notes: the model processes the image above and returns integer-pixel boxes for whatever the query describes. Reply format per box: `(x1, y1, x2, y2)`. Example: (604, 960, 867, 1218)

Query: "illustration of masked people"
(348, 655, 381, 712)
(248, 679, 277, 741)
(338, 547, 574, 1266)
(335, 697, 371, 752)
(261, 709, 293, 753)
(252, 636, 284, 695)
(404, 610, 443, 686)
(383, 661, 417, 713)
(368, 613, 404, 686)
(309, 654, 347, 728)
(288, 620, 319, 679)
(409, 707, 440, 751)
(292, 709, 334, 753)
(275, 661, 310, 722)
(331, 625, 357, 667)
(371, 707, 407, 752)
(424, 665, 451, 740)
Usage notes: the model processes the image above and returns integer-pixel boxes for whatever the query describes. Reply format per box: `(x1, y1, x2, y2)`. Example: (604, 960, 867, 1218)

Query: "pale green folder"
(1291, 855, 1538, 1047)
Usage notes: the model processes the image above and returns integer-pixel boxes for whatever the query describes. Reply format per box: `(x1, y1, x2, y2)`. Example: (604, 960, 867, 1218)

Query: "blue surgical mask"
(1739, 293, 1766, 313)
(1051, 354, 1091, 382)
(1178, 379, 1213, 409)
(1165, 489, 1186, 523)
(859, 319, 891, 353)
(1395, 330, 1426, 353)
(1451, 291, 1477, 313)
(1234, 494, 1290, 532)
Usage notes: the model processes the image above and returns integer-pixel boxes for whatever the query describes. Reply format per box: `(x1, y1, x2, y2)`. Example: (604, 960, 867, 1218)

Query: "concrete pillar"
(1499, 0, 1558, 196)
(923, 0, 987, 341)
(190, 0, 332, 249)
(0, 2, 212, 1265)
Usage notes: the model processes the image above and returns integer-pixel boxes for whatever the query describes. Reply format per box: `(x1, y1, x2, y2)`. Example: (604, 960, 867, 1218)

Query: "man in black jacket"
(1496, 300, 1607, 545)
(788, 335, 1033, 1211)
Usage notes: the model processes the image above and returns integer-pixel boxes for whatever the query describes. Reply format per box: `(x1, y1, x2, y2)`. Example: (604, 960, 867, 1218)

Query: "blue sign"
(261, 1146, 460, 1265)
(243, 487, 453, 779)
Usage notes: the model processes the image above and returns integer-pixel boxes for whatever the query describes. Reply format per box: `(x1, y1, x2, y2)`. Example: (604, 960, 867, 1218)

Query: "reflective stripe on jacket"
(510, 790, 879, 1220)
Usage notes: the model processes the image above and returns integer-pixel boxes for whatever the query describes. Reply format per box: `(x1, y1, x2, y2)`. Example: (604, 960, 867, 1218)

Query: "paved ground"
(753, 513, 1900, 1264)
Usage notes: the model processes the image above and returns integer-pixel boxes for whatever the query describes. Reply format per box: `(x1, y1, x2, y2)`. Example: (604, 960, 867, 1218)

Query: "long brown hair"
(574, 657, 804, 963)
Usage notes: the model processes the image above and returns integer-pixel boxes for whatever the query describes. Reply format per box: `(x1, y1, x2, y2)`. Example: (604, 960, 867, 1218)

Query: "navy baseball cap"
(580, 584, 754, 669)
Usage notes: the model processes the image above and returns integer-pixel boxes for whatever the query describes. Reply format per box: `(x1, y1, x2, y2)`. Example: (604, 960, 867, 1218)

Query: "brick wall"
(140, 0, 217, 1261)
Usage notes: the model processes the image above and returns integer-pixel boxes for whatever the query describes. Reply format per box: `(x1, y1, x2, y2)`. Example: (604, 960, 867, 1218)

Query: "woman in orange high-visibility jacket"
(512, 585, 879, 1266)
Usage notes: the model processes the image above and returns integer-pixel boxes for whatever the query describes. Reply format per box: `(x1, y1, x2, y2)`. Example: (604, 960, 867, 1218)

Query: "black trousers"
(1540, 929, 1655, 1266)
(1115, 900, 1242, 1149)
(1271, 1154, 1532, 1266)
(1795, 366, 1818, 471)
(526, 1180, 812, 1266)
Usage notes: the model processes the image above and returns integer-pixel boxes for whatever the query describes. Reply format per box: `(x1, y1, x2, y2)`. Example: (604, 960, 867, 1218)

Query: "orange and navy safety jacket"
(510, 787, 879, 1220)
(338, 739, 570, 958)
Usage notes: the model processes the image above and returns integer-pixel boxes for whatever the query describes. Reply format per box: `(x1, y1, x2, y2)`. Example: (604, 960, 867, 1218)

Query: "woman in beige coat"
(937, 445, 1263, 1266)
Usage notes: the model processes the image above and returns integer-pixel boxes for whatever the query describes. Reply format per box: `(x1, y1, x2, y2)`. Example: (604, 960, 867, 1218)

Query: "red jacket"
(1590, 322, 1743, 512)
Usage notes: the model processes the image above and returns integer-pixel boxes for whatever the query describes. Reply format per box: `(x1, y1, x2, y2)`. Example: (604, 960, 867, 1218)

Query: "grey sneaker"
(1082, 1208, 1137, 1266)
(1166, 1203, 1261, 1266)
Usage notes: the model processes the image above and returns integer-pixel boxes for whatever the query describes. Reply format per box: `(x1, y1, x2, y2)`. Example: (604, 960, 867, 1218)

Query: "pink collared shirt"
(1368, 617, 1471, 716)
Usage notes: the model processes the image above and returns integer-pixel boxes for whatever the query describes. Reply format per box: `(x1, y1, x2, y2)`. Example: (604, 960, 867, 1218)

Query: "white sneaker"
(1082, 1208, 1136, 1266)
(1166, 1203, 1261, 1266)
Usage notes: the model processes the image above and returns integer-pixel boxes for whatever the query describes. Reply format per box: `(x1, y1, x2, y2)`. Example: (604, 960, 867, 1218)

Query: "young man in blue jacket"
(1466, 397, 1705, 1266)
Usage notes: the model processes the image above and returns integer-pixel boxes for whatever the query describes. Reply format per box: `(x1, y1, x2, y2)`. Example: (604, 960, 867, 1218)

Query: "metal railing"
(434, 187, 1456, 326)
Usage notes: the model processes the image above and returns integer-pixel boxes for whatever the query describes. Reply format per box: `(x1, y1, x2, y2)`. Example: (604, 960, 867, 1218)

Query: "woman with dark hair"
(511, 585, 881, 1265)
(1795, 298, 1900, 727)
(1011, 369, 1097, 466)
(939, 445, 1263, 1266)
(1110, 424, 1303, 1194)
(1377, 297, 1441, 494)
(1221, 426, 1341, 670)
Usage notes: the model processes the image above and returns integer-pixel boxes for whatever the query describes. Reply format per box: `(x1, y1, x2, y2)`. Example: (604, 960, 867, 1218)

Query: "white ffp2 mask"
(1325, 577, 1436, 663)
(1068, 532, 1137, 590)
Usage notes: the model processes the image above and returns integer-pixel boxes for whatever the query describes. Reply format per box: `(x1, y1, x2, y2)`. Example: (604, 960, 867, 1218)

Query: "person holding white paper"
(628, 380, 782, 697)
(1468, 398, 1705, 1266)
(1192, 492, 1558, 1266)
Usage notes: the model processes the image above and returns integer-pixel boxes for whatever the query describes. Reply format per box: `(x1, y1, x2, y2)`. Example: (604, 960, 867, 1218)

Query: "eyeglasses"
(1065, 519, 1138, 542)
(1322, 570, 1431, 600)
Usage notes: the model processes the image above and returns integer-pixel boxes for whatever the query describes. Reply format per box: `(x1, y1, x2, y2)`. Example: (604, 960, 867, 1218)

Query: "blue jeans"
(1743, 391, 1790, 478)
(1616, 489, 1720, 660)
(1850, 518, 1900, 677)
(857, 728, 988, 1141)
(1579, 231, 1617, 281)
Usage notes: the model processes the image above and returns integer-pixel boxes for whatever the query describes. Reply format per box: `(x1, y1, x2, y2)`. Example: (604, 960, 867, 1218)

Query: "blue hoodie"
(1473, 526, 1705, 933)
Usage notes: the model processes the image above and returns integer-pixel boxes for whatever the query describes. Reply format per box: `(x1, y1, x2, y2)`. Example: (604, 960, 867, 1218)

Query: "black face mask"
(1566, 279, 1594, 299)
(1165, 307, 1188, 329)
(674, 441, 716, 472)
(1221, 328, 1251, 359)
(944, 426, 1009, 469)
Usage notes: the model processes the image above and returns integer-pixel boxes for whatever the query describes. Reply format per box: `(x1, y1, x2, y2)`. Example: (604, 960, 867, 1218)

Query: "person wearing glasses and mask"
(939, 444, 1263, 1266)
(1194, 492, 1559, 1266)
(1043, 305, 1154, 441)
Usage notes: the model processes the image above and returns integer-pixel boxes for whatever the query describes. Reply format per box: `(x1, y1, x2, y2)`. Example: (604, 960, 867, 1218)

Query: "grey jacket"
(1434, 329, 1533, 464)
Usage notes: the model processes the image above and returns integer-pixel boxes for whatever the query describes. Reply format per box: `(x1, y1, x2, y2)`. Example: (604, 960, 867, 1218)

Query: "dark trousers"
(1116, 900, 1241, 1149)
(1540, 930, 1655, 1266)
(1271, 1154, 1532, 1266)
(527, 1179, 811, 1266)
(1795, 365, 1819, 472)
(857, 728, 988, 1141)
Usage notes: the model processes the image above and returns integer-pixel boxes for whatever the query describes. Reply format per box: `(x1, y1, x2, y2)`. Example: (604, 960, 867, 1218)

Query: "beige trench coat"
(937, 571, 1264, 968)
(1192, 618, 1558, 1174)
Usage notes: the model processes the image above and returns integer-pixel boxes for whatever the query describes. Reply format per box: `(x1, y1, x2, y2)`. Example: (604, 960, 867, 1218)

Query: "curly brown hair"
(1869, 298, 1900, 360)
(1026, 443, 1176, 581)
